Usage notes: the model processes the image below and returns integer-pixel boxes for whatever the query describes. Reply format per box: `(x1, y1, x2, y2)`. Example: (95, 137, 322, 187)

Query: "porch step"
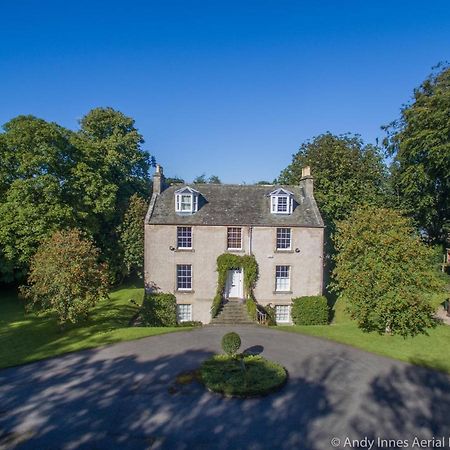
(210, 301, 255, 325)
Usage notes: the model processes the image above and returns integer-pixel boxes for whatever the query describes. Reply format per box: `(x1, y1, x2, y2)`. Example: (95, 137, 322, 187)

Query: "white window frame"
(275, 305, 291, 323)
(177, 304, 192, 322)
(177, 227, 192, 249)
(269, 189, 294, 215)
(275, 265, 291, 292)
(177, 264, 192, 291)
(175, 187, 199, 214)
(276, 228, 292, 250)
(227, 227, 242, 250)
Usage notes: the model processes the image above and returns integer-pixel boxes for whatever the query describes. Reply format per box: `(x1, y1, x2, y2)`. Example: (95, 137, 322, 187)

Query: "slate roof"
(146, 183, 324, 228)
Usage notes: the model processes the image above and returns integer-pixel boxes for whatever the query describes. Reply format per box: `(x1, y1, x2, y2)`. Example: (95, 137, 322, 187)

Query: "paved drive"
(1, 326, 450, 450)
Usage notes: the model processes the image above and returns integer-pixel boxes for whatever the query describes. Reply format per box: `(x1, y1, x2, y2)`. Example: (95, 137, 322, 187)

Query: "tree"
(278, 133, 388, 226)
(383, 64, 450, 244)
(0, 116, 77, 281)
(193, 173, 207, 184)
(70, 107, 151, 280)
(164, 176, 185, 185)
(208, 175, 222, 184)
(332, 206, 443, 337)
(21, 229, 109, 327)
(118, 194, 148, 278)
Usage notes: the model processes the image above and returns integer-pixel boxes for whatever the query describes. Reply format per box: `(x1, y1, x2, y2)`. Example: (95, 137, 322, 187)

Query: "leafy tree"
(21, 229, 109, 327)
(193, 173, 207, 184)
(255, 180, 272, 185)
(332, 206, 443, 337)
(279, 133, 388, 226)
(71, 107, 151, 280)
(118, 194, 148, 277)
(0, 116, 77, 281)
(208, 175, 222, 184)
(165, 176, 185, 185)
(383, 64, 450, 244)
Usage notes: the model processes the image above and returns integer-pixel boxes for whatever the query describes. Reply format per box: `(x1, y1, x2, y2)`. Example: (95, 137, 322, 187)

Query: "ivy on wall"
(211, 253, 259, 318)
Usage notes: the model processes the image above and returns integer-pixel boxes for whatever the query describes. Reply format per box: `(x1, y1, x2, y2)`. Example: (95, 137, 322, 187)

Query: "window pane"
(275, 305, 290, 322)
(177, 304, 192, 322)
(227, 227, 242, 249)
(275, 265, 290, 291)
(180, 194, 192, 211)
(276, 228, 291, 250)
(177, 264, 192, 290)
(177, 227, 192, 248)
(277, 196, 288, 212)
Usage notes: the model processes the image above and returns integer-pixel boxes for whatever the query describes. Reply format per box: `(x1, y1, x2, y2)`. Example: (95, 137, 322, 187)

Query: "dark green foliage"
(291, 296, 329, 325)
(212, 253, 259, 318)
(0, 108, 151, 282)
(221, 332, 241, 356)
(246, 298, 257, 320)
(177, 320, 202, 328)
(141, 292, 177, 327)
(193, 174, 222, 184)
(201, 354, 287, 397)
(118, 194, 148, 278)
(333, 206, 444, 337)
(278, 133, 388, 226)
(383, 64, 450, 244)
(261, 304, 277, 326)
(20, 229, 109, 327)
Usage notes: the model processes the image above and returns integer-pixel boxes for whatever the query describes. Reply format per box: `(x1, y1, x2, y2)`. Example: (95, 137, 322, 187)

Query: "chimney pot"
(300, 166, 314, 197)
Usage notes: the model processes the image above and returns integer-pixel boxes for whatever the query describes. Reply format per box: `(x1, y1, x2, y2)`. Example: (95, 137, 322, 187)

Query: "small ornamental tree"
(118, 193, 148, 277)
(21, 229, 109, 327)
(332, 206, 444, 337)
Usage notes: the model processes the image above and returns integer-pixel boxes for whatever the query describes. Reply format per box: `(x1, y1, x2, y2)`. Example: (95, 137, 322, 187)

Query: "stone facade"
(144, 165, 324, 324)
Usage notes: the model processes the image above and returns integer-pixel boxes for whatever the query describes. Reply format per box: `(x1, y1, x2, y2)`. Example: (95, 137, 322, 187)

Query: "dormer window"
(269, 189, 294, 215)
(175, 187, 199, 214)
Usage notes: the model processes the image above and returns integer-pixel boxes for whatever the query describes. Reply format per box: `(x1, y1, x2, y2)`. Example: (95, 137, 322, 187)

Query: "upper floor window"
(275, 265, 291, 292)
(276, 228, 291, 250)
(177, 264, 192, 291)
(177, 227, 192, 249)
(175, 187, 199, 214)
(269, 189, 294, 214)
(227, 227, 242, 250)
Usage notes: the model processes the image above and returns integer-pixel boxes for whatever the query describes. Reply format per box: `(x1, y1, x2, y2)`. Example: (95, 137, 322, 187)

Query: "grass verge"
(278, 292, 450, 374)
(0, 281, 188, 369)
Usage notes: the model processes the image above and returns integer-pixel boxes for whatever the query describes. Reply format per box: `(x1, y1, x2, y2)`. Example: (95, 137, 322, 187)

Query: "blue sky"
(1, 1, 449, 183)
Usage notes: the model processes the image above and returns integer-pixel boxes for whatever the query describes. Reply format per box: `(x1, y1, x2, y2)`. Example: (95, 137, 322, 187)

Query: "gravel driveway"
(1, 325, 449, 450)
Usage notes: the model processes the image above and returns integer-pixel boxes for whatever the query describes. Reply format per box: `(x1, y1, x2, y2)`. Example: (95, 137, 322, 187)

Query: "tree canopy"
(21, 229, 109, 327)
(383, 64, 450, 244)
(0, 108, 151, 282)
(333, 206, 443, 337)
(278, 133, 388, 227)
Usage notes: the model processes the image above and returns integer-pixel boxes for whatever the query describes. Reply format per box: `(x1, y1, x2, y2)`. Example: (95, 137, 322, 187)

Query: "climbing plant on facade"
(211, 253, 259, 317)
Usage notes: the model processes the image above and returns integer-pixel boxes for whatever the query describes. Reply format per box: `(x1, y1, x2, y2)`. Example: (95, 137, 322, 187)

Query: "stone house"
(144, 165, 324, 324)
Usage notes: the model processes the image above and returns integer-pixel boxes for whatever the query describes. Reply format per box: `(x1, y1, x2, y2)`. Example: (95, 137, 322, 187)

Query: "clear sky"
(1, 1, 449, 183)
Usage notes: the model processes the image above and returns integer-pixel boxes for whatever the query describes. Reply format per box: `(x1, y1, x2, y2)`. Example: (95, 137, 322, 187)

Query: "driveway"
(1, 325, 450, 450)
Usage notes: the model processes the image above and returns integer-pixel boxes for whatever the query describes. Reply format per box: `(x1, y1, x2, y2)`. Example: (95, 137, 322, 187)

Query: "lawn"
(0, 281, 185, 369)
(278, 291, 450, 374)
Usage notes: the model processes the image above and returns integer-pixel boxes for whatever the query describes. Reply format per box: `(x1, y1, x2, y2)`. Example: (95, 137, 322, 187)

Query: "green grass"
(278, 291, 450, 374)
(201, 354, 287, 397)
(0, 281, 186, 369)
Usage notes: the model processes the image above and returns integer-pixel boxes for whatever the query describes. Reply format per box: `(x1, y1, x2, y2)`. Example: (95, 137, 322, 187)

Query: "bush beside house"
(291, 296, 329, 325)
(141, 292, 177, 326)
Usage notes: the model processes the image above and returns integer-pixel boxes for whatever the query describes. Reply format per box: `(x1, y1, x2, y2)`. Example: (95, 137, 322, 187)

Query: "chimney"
(153, 164, 164, 194)
(300, 166, 314, 197)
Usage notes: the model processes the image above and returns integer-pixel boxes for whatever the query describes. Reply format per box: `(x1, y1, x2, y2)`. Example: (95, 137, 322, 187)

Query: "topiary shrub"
(141, 292, 177, 326)
(221, 332, 241, 356)
(291, 296, 329, 325)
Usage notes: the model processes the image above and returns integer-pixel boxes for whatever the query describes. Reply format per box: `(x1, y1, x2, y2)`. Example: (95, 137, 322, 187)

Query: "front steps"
(210, 300, 255, 325)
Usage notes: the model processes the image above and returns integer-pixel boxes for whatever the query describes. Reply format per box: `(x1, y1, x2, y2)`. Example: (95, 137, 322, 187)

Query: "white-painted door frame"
(225, 269, 244, 299)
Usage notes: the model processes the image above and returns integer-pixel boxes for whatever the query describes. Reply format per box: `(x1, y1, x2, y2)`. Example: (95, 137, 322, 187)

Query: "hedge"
(141, 292, 177, 326)
(291, 295, 329, 325)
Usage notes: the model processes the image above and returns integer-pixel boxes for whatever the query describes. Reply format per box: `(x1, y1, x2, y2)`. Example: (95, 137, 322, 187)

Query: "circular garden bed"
(200, 354, 287, 397)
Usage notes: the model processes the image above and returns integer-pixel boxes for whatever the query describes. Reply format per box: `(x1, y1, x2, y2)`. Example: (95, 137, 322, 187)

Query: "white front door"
(225, 269, 243, 299)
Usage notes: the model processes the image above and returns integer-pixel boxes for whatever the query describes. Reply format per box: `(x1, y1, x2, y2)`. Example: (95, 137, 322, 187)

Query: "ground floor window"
(275, 305, 291, 323)
(275, 265, 291, 291)
(177, 304, 192, 322)
(177, 264, 192, 290)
